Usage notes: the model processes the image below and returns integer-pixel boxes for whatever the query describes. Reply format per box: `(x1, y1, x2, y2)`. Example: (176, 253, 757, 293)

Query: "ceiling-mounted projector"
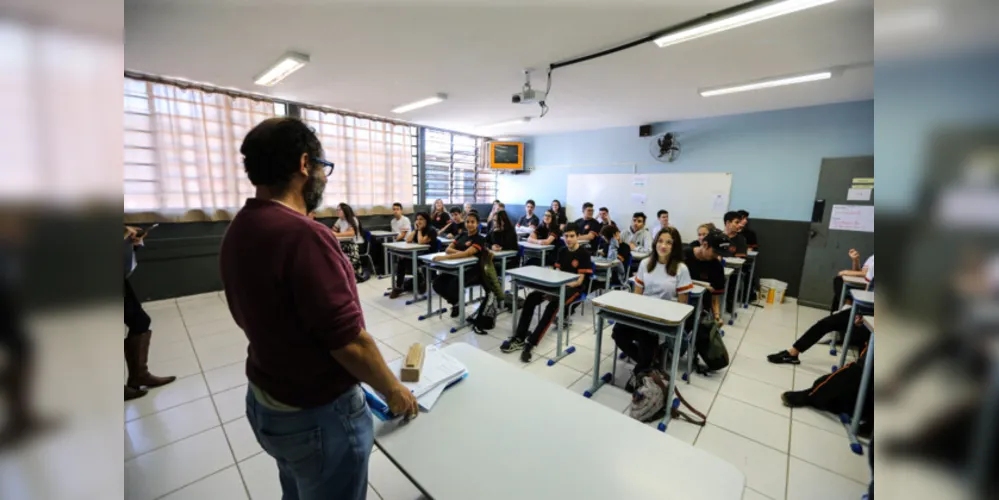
(512, 69, 546, 104)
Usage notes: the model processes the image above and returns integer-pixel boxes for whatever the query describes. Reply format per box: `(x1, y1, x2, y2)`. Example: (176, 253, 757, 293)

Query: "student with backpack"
(611, 227, 693, 392)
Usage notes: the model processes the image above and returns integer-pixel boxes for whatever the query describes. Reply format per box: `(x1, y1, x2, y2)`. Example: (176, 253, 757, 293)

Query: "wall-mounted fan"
(649, 132, 680, 163)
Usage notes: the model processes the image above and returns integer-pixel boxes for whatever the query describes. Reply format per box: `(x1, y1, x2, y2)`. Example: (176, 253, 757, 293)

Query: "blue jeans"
(246, 384, 374, 500)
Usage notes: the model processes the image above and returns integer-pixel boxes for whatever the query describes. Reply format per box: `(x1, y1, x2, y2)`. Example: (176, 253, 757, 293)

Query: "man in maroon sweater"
(220, 117, 417, 500)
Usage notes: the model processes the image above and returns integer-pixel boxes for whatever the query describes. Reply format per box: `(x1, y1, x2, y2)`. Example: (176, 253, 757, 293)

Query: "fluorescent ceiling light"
(477, 117, 532, 129)
(700, 71, 832, 97)
(391, 94, 448, 114)
(653, 0, 837, 48)
(254, 52, 309, 86)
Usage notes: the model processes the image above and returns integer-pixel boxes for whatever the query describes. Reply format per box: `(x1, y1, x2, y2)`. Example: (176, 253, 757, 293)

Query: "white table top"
(492, 250, 518, 259)
(519, 241, 555, 250)
(850, 289, 875, 305)
(507, 265, 578, 285)
(689, 285, 707, 296)
(515, 226, 534, 234)
(336, 235, 353, 242)
(373, 343, 745, 500)
(370, 230, 398, 237)
(724, 267, 734, 277)
(724, 257, 746, 267)
(384, 242, 430, 251)
(747, 250, 758, 257)
(843, 275, 868, 286)
(593, 257, 616, 268)
(632, 251, 651, 261)
(592, 290, 694, 325)
(862, 315, 874, 332)
(419, 252, 477, 267)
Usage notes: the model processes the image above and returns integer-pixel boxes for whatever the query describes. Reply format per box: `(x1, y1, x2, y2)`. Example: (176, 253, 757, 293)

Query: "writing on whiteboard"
(829, 204, 874, 232)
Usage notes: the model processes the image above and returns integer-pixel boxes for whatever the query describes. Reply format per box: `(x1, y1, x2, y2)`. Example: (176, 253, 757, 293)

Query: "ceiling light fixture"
(254, 52, 310, 87)
(477, 117, 532, 129)
(391, 94, 448, 114)
(653, 0, 837, 48)
(700, 71, 833, 97)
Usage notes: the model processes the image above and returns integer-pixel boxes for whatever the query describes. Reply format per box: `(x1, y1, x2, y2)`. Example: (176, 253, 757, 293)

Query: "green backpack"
(694, 316, 730, 372)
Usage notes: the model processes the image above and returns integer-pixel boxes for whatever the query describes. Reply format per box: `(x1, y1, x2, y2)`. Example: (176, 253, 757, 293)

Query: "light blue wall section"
(498, 100, 874, 222)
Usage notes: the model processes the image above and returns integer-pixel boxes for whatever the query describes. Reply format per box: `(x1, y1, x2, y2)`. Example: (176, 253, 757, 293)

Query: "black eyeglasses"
(315, 159, 335, 176)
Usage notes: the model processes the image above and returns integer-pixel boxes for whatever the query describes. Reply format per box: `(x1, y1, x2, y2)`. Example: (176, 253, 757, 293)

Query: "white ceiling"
(124, 0, 881, 136)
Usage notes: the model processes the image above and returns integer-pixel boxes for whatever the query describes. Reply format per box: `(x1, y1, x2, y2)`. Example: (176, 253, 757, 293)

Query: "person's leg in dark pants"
(433, 274, 457, 305)
(390, 257, 411, 298)
(830, 275, 844, 313)
(501, 291, 546, 355)
(768, 309, 863, 364)
(611, 324, 659, 392)
(525, 287, 581, 347)
(124, 279, 175, 396)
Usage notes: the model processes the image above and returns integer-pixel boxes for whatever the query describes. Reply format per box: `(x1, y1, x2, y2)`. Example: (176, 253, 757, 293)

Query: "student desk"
(833, 289, 874, 371)
(720, 267, 734, 325)
(515, 226, 533, 240)
(418, 252, 479, 333)
(518, 241, 555, 267)
(631, 250, 651, 262)
(743, 250, 759, 308)
(685, 285, 707, 382)
(723, 257, 745, 325)
(372, 343, 746, 500)
(592, 257, 616, 291)
(838, 275, 868, 310)
(586, 291, 693, 430)
(383, 242, 431, 304)
(491, 249, 519, 291)
(371, 230, 399, 279)
(506, 266, 580, 366)
(840, 315, 875, 456)
(336, 235, 354, 243)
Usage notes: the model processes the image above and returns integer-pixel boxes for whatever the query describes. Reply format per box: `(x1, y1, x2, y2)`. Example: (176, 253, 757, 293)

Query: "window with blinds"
(301, 109, 417, 209)
(423, 129, 497, 204)
(123, 78, 283, 214)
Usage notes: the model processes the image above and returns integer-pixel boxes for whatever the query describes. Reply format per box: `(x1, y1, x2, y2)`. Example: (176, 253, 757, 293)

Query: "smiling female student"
(331, 203, 370, 282)
(429, 198, 449, 231)
(612, 227, 692, 392)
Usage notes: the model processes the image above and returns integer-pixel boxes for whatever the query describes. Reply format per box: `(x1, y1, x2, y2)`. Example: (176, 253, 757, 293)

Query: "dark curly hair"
(240, 117, 324, 191)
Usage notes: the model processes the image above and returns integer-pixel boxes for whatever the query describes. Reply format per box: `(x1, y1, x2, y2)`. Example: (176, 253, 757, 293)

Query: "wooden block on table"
(400, 343, 424, 382)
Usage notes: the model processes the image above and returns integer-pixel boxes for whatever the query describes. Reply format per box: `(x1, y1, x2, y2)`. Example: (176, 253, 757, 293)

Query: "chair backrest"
(360, 230, 373, 256)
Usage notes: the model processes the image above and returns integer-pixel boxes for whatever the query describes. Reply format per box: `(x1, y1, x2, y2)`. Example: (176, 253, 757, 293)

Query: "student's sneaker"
(388, 288, 403, 299)
(500, 337, 525, 353)
(450, 306, 460, 318)
(780, 390, 809, 408)
(520, 344, 534, 363)
(767, 350, 800, 365)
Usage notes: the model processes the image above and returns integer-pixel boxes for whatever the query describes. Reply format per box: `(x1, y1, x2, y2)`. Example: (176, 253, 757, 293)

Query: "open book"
(362, 345, 468, 420)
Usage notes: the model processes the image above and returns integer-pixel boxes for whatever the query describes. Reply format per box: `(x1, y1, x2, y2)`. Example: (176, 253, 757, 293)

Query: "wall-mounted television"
(489, 141, 524, 170)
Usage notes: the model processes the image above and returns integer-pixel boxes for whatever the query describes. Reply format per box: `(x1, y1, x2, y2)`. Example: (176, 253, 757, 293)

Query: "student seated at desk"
(389, 212, 438, 299)
(767, 257, 873, 365)
(597, 224, 630, 286)
(390, 202, 412, 242)
(650, 210, 669, 236)
(597, 206, 616, 228)
(487, 210, 519, 252)
(440, 206, 465, 239)
(613, 227, 692, 391)
(517, 199, 539, 229)
(331, 203, 369, 282)
(485, 200, 502, 232)
(693, 223, 718, 249)
(736, 210, 758, 250)
(721, 211, 748, 310)
(430, 198, 450, 231)
(684, 229, 730, 326)
(574, 202, 603, 243)
(431, 212, 486, 318)
(621, 212, 652, 254)
(830, 249, 873, 313)
(500, 223, 592, 363)
(549, 199, 568, 231)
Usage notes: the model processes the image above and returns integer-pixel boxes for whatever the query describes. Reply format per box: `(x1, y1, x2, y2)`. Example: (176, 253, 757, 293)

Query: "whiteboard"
(565, 173, 732, 244)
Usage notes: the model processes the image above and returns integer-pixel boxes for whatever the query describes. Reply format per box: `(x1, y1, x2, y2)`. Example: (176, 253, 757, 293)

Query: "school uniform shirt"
(487, 229, 519, 251)
(574, 218, 603, 239)
(517, 213, 540, 227)
(452, 231, 486, 255)
(441, 221, 463, 238)
(430, 212, 450, 230)
(863, 255, 874, 283)
(635, 258, 693, 301)
(725, 232, 748, 258)
(621, 226, 652, 253)
(533, 224, 561, 243)
(554, 245, 593, 289)
(410, 226, 439, 248)
(390, 215, 412, 235)
(683, 246, 726, 309)
(743, 227, 759, 249)
(334, 217, 364, 243)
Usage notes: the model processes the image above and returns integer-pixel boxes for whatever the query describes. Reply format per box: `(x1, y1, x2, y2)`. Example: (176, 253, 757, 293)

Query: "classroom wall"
(497, 100, 874, 222)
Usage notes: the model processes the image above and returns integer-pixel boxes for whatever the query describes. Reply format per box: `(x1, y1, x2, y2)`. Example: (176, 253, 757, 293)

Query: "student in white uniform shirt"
(389, 202, 412, 242)
(649, 209, 669, 236)
(611, 227, 693, 392)
(768, 254, 874, 365)
(829, 248, 874, 313)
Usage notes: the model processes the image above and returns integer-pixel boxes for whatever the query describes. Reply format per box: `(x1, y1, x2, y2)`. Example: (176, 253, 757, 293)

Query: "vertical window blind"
(423, 129, 497, 205)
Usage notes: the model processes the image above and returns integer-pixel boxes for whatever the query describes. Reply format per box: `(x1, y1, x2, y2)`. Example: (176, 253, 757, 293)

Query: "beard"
(302, 166, 327, 214)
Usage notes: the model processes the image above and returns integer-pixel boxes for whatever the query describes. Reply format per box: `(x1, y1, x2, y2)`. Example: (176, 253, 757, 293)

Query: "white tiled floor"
(124, 281, 870, 499)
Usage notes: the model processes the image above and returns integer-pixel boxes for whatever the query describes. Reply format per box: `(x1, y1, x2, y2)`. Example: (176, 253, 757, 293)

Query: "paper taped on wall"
(829, 204, 874, 232)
